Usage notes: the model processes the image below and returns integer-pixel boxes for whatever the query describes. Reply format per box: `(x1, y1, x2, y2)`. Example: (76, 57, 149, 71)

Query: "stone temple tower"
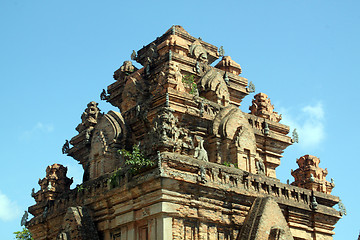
(26, 26, 342, 240)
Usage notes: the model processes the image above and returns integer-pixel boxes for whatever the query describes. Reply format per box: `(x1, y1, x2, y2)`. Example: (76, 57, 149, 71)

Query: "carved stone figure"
(171, 63, 185, 92)
(310, 196, 318, 210)
(100, 89, 109, 101)
(131, 50, 137, 61)
(256, 158, 266, 175)
(249, 93, 282, 122)
(194, 138, 208, 162)
(291, 155, 334, 194)
(262, 121, 270, 136)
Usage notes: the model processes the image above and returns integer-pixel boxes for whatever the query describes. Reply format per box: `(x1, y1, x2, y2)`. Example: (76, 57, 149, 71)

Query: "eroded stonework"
(27, 25, 341, 240)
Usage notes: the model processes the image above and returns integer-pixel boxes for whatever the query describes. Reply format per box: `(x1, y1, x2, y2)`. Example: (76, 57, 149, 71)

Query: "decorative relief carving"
(249, 93, 282, 122)
(198, 69, 229, 106)
(152, 108, 180, 143)
(291, 155, 334, 194)
(189, 40, 208, 62)
(170, 63, 186, 92)
(147, 107, 194, 154)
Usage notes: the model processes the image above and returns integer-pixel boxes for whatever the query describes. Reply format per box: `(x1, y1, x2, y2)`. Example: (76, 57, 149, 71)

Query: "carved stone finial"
(100, 89, 109, 101)
(62, 140, 70, 154)
(292, 128, 299, 143)
(218, 46, 225, 57)
(249, 93, 282, 122)
(33, 164, 73, 203)
(291, 155, 334, 194)
(246, 81, 255, 93)
(131, 50, 137, 61)
(21, 211, 28, 226)
(338, 199, 347, 216)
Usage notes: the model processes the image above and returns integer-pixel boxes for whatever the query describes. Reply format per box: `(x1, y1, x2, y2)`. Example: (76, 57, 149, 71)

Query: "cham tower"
(25, 26, 341, 240)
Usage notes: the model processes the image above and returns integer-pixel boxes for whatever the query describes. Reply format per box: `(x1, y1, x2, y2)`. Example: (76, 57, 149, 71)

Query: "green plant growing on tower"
(76, 184, 84, 192)
(109, 168, 122, 188)
(118, 145, 154, 175)
(223, 161, 238, 169)
(182, 74, 198, 95)
(14, 228, 34, 240)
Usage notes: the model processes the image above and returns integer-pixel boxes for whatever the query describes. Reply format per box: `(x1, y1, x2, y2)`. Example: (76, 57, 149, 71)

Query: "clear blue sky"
(1, 0, 359, 239)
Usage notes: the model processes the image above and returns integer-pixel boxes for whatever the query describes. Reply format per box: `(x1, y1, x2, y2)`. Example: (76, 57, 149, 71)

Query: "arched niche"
(88, 111, 127, 179)
(210, 106, 257, 173)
